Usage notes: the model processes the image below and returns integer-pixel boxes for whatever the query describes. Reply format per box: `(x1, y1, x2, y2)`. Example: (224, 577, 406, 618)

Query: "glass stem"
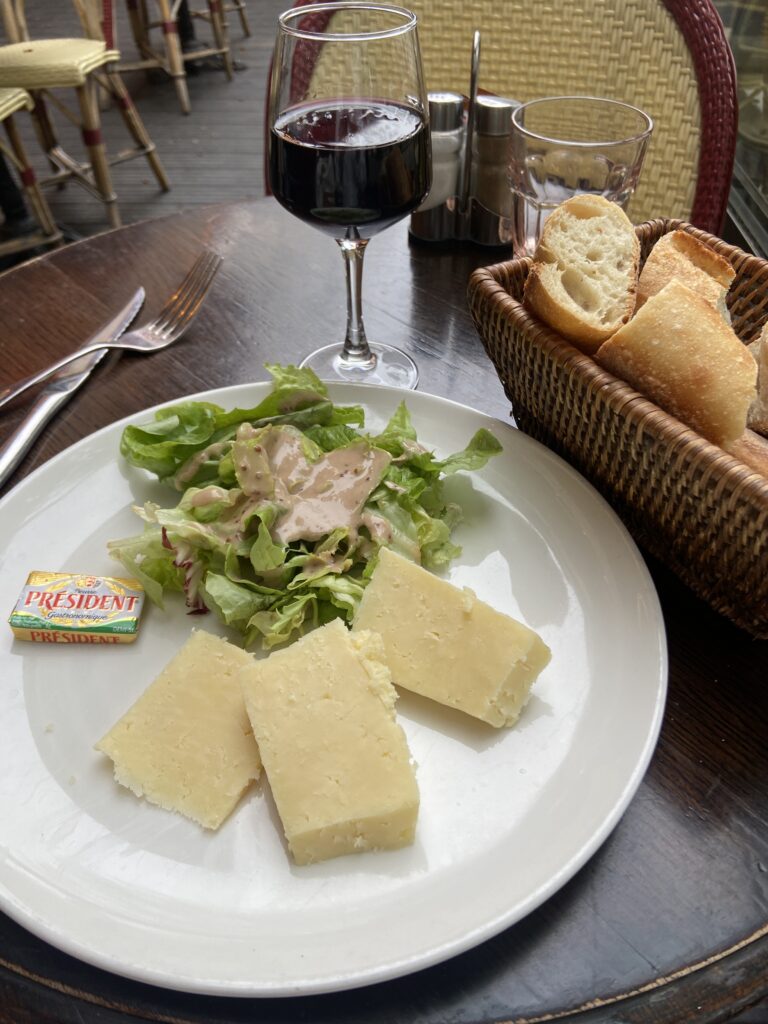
(337, 236, 375, 366)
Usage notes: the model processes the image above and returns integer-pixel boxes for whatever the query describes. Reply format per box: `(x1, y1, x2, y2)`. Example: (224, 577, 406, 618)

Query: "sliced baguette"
(523, 194, 640, 354)
(747, 324, 768, 437)
(595, 279, 757, 448)
(724, 429, 768, 479)
(637, 229, 735, 318)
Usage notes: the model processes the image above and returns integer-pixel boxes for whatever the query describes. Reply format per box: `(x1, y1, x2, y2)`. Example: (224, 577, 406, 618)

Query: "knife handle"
(0, 390, 66, 491)
(0, 344, 110, 412)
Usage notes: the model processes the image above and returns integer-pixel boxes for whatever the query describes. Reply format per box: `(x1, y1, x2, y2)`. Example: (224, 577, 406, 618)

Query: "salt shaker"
(409, 91, 466, 242)
(469, 94, 519, 246)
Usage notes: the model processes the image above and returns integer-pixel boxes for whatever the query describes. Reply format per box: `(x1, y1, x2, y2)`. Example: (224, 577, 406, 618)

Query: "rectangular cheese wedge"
(238, 618, 419, 865)
(95, 630, 261, 829)
(353, 546, 551, 727)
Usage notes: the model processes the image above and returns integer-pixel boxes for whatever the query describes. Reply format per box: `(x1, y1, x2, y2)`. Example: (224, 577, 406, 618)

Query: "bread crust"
(724, 429, 768, 479)
(637, 230, 735, 310)
(523, 195, 639, 355)
(595, 279, 757, 447)
(746, 324, 768, 437)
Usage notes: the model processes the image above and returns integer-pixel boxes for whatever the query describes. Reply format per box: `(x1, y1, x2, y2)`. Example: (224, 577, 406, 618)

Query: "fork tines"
(154, 249, 223, 337)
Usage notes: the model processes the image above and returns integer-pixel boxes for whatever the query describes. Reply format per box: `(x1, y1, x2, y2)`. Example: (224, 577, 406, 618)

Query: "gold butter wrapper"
(9, 571, 144, 645)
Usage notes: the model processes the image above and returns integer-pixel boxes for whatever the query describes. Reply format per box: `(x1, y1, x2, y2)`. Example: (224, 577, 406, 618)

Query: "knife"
(0, 289, 145, 492)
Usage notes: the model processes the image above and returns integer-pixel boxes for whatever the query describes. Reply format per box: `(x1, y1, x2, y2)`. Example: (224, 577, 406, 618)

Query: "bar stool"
(0, 3, 170, 228)
(0, 86, 63, 261)
(118, 0, 235, 115)
(196, 0, 250, 40)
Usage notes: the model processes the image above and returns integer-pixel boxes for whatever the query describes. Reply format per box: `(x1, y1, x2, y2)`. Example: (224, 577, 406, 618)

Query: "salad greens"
(109, 364, 502, 649)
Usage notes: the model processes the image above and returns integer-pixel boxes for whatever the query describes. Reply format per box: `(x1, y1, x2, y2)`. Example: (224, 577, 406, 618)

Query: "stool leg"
(235, 1, 251, 37)
(208, 0, 234, 80)
(27, 91, 65, 186)
(76, 80, 121, 228)
(105, 69, 171, 192)
(125, 0, 149, 53)
(157, 0, 190, 115)
(2, 114, 61, 243)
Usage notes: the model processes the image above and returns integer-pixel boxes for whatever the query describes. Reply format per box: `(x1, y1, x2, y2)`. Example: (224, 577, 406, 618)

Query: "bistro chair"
(194, 0, 250, 40)
(0, 86, 63, 259)
(104, 0, 236, 115)
(0, 0, 169, 229)
(268, 0, 737, 234)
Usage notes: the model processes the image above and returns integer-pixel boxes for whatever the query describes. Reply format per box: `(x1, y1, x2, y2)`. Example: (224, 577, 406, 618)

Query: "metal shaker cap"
(474, 95, 520, 136)
(428, 91, 465, 132)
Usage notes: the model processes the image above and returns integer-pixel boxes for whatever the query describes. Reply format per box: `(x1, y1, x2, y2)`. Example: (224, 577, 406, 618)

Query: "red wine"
(269, 101, 430, 239)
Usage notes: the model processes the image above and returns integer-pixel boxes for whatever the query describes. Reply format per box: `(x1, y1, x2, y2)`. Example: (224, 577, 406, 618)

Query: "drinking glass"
(508, 96, 653, 257)
(268, 2, 431, 388)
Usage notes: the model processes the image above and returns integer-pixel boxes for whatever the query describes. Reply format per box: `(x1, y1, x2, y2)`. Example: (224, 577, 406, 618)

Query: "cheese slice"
(238, 618, 419, 865)
(353, 547, 551, 727)
(95, 630, 261, 829)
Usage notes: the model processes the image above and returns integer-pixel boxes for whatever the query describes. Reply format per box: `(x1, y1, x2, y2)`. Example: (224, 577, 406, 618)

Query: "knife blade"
(0, 289, 145, 491)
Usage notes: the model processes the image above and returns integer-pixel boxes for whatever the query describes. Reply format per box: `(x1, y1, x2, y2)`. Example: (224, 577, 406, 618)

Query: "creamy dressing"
(188, 485, 230, 508)
(174, 441, 230, 488)
(302, 550, 351, 577)
(203, 424, 391, 547)
(360, 510, 393, 544)
(394, 438, 429, 462)
(270, 439, 391, 544)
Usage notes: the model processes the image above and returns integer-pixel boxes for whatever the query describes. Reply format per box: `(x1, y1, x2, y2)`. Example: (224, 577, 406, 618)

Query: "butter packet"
(9, 572, 145, 645)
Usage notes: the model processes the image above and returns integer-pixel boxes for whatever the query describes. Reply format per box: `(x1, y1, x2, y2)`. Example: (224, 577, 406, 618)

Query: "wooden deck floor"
(9, 0, 286, 239)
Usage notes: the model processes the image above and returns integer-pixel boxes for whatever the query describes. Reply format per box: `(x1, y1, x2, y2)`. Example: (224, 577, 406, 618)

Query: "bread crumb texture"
(524, 195, 639, 353)
(747, 324, 768, 436)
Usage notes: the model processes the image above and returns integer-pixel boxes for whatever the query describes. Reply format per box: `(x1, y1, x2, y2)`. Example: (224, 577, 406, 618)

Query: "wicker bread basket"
(468, 219, 768, 638)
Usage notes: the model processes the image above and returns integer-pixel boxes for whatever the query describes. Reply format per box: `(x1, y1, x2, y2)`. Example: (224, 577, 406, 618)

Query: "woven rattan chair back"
(269, 0, 737, 233)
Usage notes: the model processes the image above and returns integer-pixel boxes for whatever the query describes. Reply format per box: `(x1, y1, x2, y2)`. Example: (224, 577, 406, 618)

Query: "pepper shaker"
(469, 94, 519, 246)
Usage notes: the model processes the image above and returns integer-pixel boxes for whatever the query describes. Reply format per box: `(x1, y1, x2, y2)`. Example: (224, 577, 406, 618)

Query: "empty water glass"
(508, 95, 653, 257)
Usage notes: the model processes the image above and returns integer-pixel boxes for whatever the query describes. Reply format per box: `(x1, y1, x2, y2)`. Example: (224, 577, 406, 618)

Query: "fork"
(0, 249, 222, 413)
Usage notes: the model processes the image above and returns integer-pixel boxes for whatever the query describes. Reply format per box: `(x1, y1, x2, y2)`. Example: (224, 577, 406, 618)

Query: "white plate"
(0, 383, 666, 997)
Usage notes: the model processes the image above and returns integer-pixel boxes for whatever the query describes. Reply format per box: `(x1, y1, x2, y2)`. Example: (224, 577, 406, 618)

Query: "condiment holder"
(410, 31, 518, 247)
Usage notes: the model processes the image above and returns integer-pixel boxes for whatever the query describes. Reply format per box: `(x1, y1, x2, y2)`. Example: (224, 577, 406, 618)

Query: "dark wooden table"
(0, 199, 766, 1024)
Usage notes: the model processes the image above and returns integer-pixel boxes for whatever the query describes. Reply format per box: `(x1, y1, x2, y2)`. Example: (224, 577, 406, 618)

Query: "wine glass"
(268, 2, 431, 388)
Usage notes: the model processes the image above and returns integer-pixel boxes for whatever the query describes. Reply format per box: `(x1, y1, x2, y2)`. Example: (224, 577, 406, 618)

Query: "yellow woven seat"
(0, 86, 63, 261)
(0, 84, 31, 120)
(0, 3, 169, 229)
(0, 38, 120, 89)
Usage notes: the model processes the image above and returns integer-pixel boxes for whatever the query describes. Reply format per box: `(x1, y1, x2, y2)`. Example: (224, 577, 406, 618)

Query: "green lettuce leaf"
(109, 364, 503, 649)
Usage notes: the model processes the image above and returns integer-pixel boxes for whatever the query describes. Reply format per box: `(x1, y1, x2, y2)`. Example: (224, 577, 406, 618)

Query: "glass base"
(299, 343, 418, 389)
